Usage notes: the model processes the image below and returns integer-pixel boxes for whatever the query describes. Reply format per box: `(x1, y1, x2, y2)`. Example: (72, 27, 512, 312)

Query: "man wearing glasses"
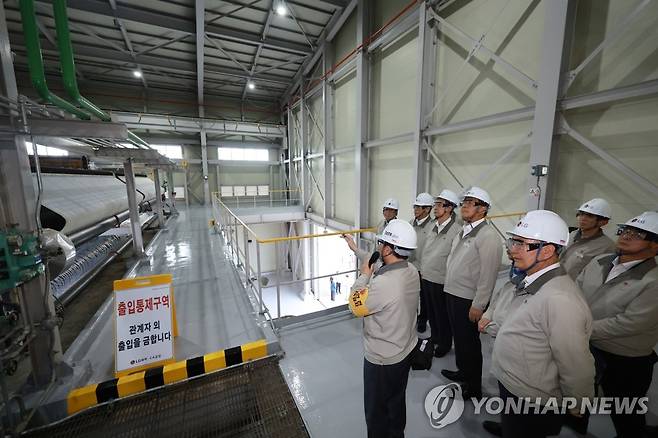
(577, 211, 658, 438)
(419, 189, 461, 357)
(560, 198, 615, 279)
(491, 210, 595, 438)
(442, 186, 502, 399)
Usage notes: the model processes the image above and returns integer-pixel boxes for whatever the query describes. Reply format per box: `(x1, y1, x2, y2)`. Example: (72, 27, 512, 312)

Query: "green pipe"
(128, 131, 151, 148)
(52, 0, 110, 122)
(51, 0, 151, 149)
(19, 0, 90, 119)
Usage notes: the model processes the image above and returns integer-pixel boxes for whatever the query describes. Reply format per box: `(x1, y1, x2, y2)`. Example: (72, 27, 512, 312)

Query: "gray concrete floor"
(64, 206, 271, 385)
(278, 307, 658, 438)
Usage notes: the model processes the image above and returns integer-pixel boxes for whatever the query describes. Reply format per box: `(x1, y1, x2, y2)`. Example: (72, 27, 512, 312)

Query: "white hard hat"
(578, 198, 612, 219)
(382, 198, 399, 210)
(436, 189, 460, 207)
(377, 219, 417, 256)
(414, 193, 435, 207)
(461, 186, 491, 206)
(507, 210, 570, 246)
(619, 211, 658, 236)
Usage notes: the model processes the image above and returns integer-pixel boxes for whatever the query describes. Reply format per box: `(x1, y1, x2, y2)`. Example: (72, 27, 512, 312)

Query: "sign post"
(113, 274, 177, 376)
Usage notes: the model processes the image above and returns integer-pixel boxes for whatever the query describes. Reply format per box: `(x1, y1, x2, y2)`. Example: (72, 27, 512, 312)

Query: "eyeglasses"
(460, 199, 486, 207)
(435, 201, 452, 208)
(616, 226, 648, 241)
(506, 238, 542, 251)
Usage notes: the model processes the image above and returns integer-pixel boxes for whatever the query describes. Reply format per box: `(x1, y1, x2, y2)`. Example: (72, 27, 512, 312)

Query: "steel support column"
(0, 0, 61, 386)
(287, 107, 295, 195)
(302, 220, 311, 296)
(411, 3, 436, 198)
(526, 0, 575, 210)
(166, 169, 177, 213)
(123, 159, 144, 256)
(153, 169, 165, 228)
(201, 129, 210, 204)
(183, 168, 190, 207)
(323, 42, 335, 223)
(300, 87, 308, 209)
(354, 0, 370, 232)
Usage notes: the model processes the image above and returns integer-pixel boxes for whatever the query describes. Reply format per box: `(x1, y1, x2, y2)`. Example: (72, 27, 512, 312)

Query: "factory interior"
(0, 0, 657, 436)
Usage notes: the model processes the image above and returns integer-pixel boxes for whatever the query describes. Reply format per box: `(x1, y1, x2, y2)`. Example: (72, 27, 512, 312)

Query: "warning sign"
(113, 274, 176, 376)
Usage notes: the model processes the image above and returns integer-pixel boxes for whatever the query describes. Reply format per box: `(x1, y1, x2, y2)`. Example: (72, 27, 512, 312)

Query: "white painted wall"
(299, 0, 658, 233)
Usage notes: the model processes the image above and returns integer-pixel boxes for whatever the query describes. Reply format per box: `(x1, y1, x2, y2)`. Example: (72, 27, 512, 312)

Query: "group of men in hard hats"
(344, 187, 658, 438)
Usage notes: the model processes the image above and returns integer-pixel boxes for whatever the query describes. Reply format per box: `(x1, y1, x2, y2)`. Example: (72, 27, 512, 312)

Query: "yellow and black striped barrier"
(67, 339, 270, 415)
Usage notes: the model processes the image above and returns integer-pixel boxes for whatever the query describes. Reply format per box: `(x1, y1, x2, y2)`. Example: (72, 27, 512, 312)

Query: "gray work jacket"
(491, 267, 595, 404)
(444, 220, 503, 310)
(349, 261, 420, 365)
(560, 229, 615, 279)
(577, 254, 658, 357)
(419, 216, 460, 284)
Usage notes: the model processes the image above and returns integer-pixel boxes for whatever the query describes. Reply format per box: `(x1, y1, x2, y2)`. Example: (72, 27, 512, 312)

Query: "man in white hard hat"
(491, 210, 595, 438)
(348, 219, 421, 438)
(342, 197, 399, 263)
(577, 211, 658, 438)
(419, 189, 461, 357)
(560, 198, 615, 279)
(409, 192, 435, 332)
(442, 186, 502, 399)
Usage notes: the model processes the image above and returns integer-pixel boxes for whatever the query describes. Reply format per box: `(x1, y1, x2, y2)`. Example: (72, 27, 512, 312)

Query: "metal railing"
(212, 193, 374, 330)
(213, 189, 302, 209)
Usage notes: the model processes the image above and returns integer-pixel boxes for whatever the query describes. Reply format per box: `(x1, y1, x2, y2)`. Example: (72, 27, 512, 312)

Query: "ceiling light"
(275, 2, 287, 16)
(133, 70, 142, 78)
(248, 82, 256, 90)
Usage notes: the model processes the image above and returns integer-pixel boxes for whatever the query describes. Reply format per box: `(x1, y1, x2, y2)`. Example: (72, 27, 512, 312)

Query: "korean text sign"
(113, 274, 175, 376)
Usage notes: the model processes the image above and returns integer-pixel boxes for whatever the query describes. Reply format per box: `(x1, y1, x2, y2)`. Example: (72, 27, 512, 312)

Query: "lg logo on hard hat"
(424, 383, 465, 429)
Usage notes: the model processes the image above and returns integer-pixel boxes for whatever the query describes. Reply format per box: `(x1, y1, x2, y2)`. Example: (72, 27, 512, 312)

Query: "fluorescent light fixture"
(133, 70, 142, 78)
(275, 1, 287, 16)
(248, 82, 256, 90)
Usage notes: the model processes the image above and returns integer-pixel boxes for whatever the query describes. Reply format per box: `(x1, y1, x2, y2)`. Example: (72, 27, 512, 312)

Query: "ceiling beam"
(195, 0, 204, 111)
(108, 0, 147, 88)
(10, 36, 293, 85)
(52, 0, 313, 55)
(281, 2, 352, 104)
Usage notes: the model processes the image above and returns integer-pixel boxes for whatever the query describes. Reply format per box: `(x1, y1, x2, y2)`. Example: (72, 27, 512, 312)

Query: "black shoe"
(434, 346, 450, 358)
(441, 369, 465, 382)
(460, 383, 482, 400)
(482, 420, 502, 437)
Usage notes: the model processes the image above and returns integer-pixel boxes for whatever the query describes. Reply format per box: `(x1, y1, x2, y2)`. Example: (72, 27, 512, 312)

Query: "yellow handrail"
(489, 212, 526, 219)
(256, 227, 377, 244)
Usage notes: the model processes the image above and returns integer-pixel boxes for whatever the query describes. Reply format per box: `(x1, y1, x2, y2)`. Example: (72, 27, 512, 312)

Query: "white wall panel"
(370, 32, 418, 139)
(333, 153, 355, 225)
(432, 0, 540, 125)
(552, 97, 658, 236)
(333, 73, 357, 149)
(368, 142, 414, 224)
(568, 0, 658, 96)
